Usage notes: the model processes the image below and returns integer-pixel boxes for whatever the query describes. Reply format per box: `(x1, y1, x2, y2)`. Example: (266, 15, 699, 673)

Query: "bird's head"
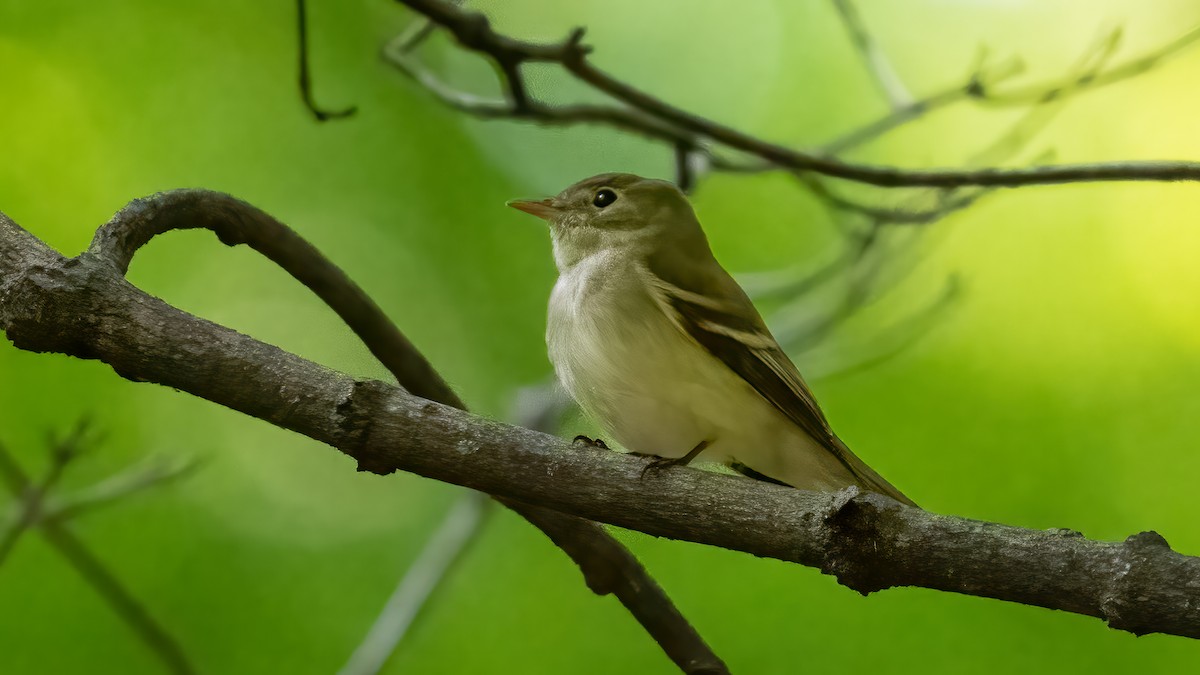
(508, 173, 707, 271)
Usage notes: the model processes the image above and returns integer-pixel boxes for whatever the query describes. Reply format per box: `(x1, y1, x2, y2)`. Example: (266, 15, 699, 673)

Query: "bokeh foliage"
(2, 1, 1199, 673)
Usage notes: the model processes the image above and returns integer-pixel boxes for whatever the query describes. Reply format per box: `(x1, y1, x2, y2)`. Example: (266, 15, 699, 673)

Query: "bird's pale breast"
(547, 252, 813, 474)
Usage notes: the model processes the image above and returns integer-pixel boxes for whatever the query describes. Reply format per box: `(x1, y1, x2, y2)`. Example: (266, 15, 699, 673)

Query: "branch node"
(822, 484, 862, 523)
(818, 487, 904, 596)
(1125, 530, 1172, 552)
(1101, 530, 1178, 635)
(457, 11, 496, 54)
(564, 26, 590, 59)
(337, 380, 394, 475)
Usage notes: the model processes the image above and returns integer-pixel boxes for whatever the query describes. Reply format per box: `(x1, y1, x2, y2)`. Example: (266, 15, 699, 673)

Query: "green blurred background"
(2, 1, 1199, 672)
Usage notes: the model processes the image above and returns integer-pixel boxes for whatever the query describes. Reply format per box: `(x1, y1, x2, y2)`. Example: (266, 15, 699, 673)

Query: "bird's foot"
(729, 460, 792, 487)
(572, 435, 609, 450)
(639, 455, 690, 479)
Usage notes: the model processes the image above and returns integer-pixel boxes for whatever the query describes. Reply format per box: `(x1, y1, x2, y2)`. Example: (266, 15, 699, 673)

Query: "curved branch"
(88, 190, 459, 407)
(82, 191, 728, 675)
(3, 201, 1200, 641)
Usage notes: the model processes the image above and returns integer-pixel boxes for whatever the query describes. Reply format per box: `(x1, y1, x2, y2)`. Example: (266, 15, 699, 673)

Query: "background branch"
(339, 383, 577, 674)
(390, 0, 1200, 189)
(831, 0, 913, 110)
(338, 490, 491, 675)
(0, 433, 194, 675)
(375, 1, 1197, 387)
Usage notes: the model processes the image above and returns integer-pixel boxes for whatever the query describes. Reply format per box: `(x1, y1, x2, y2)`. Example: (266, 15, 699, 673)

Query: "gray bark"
(3, 203, 1199, 641)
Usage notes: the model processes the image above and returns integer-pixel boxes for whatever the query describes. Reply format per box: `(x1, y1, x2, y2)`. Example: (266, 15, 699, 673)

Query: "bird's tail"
(731, 435, 918, 508)
(829, 435, 918, 507)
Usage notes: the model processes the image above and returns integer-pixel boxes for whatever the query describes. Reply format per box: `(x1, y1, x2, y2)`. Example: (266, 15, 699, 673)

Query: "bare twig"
(0, 421, 90, 566)
(830, 0, 912, 109)
(81, 190, 728, 674)
(340, 382, 574, 674)
(0, 443, 47, 565)
(3, 203, 1200, 640)
(38, 521, 195, 675)
(674, 140, 698, 194)
(45, 457, 198, 523)
(382, 35, 694, 145)
(822, 23, 1198, 153)
(296, 0, 357, 121)
(390, 0, 1200, 189)
(0, 438, 194, 675)
(754, 26, 1116, 360)
(339, 491, 491, 675)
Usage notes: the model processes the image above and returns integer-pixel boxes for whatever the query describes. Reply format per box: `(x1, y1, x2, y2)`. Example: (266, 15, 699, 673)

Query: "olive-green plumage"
(509, 173, 915, 506)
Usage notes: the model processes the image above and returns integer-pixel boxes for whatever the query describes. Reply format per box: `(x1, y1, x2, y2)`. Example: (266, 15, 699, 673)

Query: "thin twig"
(0, 422, 89, 566)
(39, 521, 195, 675)
(392, 0, 1200, 189)
(339, 491, 491, 675)
(823, 24, 1199, 153)
(758, 28, 1115, 357)
(296, 0, 357, 121)
(0, 442, 37, 565)
(0, 437, 194, 675)
(382, 37, 696, 146)
(830, 0, 912, 109)
(45, 457, 198, 523)
(339, 382, 573, 674)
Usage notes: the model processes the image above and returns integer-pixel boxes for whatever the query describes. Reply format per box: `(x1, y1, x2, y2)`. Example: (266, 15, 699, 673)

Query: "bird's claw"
(639, 455, 686, 479)
(572, 435, 609, 450)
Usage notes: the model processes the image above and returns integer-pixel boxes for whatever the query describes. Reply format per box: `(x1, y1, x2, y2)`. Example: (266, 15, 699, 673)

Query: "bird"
(508, 172, 915, 507)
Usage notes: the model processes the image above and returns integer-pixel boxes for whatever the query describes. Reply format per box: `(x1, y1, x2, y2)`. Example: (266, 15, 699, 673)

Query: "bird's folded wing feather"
(644, 263, 914, 505)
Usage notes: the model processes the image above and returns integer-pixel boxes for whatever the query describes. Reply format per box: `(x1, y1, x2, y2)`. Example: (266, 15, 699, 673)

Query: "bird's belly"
(549, 284, 784, 461)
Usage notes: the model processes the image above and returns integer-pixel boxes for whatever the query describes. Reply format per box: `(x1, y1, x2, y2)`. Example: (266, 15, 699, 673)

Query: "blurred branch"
(0, 432, 194, 675)
(381, 32, 694, 145)
(3, 203, 1200, 640)
(388, 0, 1200, 189)
(819, 52, 1024, 155)
(0, 423, 86, 564)
(830, 0, 913, 109)
(340, 383, 572, 674)
(378, 1, 1198, 382)
(296, 0, 357, 121)
(339, 490, 491, 675)
(45, 457, 197, 523)
(752, 26, 1122, 360)
(75, 190, 728, 675)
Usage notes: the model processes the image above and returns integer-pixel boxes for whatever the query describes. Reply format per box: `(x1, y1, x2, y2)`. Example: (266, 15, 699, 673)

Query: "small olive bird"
(509, 173, 915, 507)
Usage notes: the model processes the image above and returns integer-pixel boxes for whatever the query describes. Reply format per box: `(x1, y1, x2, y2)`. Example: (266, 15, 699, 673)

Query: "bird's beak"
(506, 198, 561, 221)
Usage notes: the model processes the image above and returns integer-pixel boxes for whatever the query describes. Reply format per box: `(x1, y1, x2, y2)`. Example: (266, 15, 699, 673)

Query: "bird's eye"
(593, 189, 617, 208)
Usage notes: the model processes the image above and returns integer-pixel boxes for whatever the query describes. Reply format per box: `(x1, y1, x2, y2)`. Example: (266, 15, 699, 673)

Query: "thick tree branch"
(392, 0, 1200, 189)
(82, 191, 727, 674)
(3, 199, 1200, 640)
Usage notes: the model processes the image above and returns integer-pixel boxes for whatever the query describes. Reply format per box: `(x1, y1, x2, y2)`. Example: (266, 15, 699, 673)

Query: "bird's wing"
(648, 274, 841, 453)
(644, 263, 914, 505)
